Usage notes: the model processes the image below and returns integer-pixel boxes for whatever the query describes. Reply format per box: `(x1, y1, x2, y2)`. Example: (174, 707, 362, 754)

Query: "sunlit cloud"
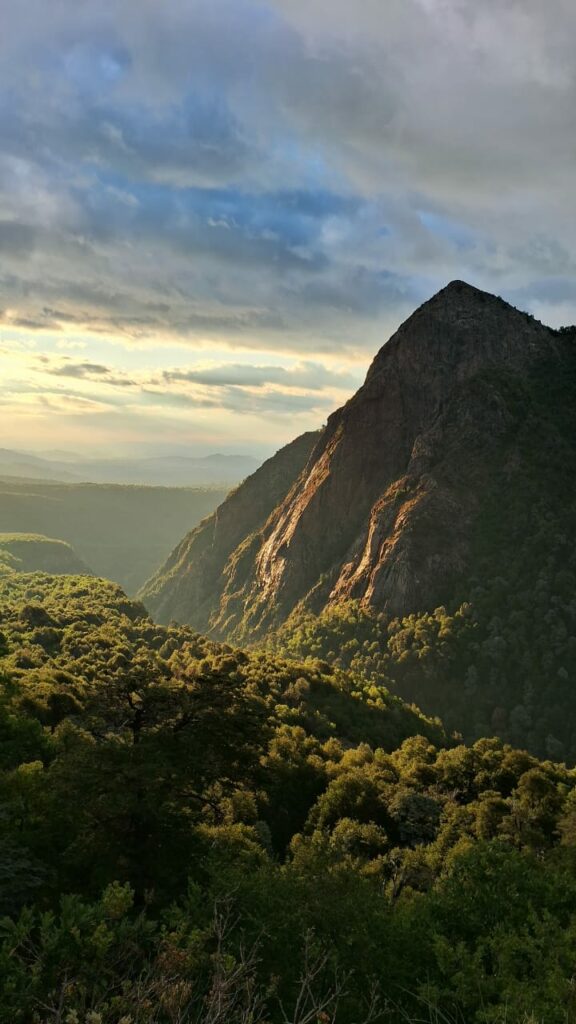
(0, 342, 360, 452)
(1, 0, 576, 453)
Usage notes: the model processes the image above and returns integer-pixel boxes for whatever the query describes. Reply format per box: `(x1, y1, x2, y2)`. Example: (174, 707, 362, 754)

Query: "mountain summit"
(142, 282, 574, 639)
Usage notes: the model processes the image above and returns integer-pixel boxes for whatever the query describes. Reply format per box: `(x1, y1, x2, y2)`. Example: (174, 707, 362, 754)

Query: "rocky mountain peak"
(428, 277, 497, 304)
(364, 280, 549, 392)
(413, 278, 515, 316)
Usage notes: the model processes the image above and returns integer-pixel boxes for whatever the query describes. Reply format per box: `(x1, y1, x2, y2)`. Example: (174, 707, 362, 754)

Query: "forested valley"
(0, 481, 227, 593)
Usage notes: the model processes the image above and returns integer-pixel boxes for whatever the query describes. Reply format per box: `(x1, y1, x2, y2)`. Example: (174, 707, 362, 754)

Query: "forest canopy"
(1, 572, 576, 1022)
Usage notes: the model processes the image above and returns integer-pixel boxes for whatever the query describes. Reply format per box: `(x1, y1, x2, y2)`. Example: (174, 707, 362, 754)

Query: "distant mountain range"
(0, 449, 260, 487)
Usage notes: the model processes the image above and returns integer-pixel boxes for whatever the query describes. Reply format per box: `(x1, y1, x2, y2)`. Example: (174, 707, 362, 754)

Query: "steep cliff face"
(141, 429, 320, 629)
(142, 281, 568, 637)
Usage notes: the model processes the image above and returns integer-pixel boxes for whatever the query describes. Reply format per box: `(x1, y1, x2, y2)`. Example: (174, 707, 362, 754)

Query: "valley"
(0, 478, 228, 592)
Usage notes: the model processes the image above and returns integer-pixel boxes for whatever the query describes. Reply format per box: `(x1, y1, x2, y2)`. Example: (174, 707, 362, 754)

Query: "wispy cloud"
(161, 360, 356, 390)
(43, 359, 137, 386)
(0, 347, 358, 453)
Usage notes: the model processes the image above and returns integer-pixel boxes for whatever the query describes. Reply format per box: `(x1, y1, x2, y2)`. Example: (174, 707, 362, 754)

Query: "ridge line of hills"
(0, 448, 261, 487)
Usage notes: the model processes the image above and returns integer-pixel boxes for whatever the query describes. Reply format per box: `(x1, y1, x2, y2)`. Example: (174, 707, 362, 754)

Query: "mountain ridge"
(141, 281, 574, 641)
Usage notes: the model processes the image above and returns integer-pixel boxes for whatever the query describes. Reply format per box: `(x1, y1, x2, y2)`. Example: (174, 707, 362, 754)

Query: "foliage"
(271, 547, 576, 759)
(2, 572, 576, 1021)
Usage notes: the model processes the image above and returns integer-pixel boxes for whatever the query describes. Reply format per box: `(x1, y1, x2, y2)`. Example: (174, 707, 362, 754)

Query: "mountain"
(0, 533, 92, 575)
(0, 450, 260, 487)
(142, 280, 576, 638)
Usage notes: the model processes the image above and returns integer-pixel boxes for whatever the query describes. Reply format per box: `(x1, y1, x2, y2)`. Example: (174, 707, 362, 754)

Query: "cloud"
(38, 393, 115, 414)
(39, 358, 137, 387)
(141, 383, 336, 418)
(0, 389, 114, 416)
(2, 0, 576, 452)
(161, 360, 356, 390)
(48, 361, 112, 378)
(0, 221, 37, 257)
(10, 0, 576, 357)
(10, 351, 355, 428)
(56, 339, 88, 351)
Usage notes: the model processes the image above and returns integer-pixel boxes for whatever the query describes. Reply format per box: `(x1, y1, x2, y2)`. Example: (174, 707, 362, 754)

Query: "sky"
(2, 0, 576, 458)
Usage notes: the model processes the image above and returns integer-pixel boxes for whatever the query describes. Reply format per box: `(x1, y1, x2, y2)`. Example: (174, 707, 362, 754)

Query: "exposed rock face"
(142, 281, 563, 636)
(141, 429, 321, 630)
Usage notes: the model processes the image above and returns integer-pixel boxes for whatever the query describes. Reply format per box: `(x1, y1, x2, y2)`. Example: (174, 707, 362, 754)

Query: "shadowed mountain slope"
(142, 281, 575, 644)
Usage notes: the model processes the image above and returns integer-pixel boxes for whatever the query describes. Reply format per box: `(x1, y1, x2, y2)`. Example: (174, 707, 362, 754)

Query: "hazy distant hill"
(0, 450, 79, 482)
(0, 479, 227, 592)
(0, 449, 260, 487)
(71, 453, 261, 486)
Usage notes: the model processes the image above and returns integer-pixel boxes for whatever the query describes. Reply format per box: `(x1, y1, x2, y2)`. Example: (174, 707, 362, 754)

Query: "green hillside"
(0, 533, 91, 576)
(0, 478, 227, 592)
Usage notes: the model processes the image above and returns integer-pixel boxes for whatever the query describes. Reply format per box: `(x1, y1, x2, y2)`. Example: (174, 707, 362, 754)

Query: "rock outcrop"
(141, 429, 321, 630)
(142, 281, 566, 637)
